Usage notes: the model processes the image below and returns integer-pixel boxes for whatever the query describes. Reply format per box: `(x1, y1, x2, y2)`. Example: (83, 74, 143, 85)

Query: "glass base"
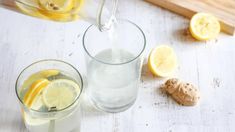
(90, 98, 136, 113)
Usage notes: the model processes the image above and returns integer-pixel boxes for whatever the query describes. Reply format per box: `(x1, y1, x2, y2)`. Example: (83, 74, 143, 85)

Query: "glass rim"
(15, 59, 83, 114)
(82, 19, 146, 65)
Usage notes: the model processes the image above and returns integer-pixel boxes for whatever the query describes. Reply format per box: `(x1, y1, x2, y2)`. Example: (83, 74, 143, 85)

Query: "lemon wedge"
(42, 79, 80, 110)
(148, 45, 178, 77)
(23, 79, 50, 107)
(190, 12, 220, 41)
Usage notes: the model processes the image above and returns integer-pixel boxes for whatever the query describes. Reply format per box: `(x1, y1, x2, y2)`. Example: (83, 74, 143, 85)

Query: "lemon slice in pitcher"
(190, 12, 220, 41)
(39, 0, 74, 12)
(38, 0, 83, 21)
(42, 79, 80, 110)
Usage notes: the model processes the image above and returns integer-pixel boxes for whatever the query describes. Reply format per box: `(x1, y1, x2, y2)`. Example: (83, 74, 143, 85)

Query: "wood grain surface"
(0, 0, 235, 132)
(145, 0, 235, 35)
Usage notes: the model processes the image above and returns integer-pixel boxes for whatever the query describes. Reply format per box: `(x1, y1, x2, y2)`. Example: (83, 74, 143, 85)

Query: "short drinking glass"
(15, 60, 83, 132)
(83, 19, 146, 113)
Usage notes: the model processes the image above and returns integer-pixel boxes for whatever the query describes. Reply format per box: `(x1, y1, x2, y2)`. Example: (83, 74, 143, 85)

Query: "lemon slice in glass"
(23, 79, 50, 107)
(190, 12, 220, 41)
(40, 69, 60, 77)
(42, 79, 80, 110)
(148, 45, 178, 77)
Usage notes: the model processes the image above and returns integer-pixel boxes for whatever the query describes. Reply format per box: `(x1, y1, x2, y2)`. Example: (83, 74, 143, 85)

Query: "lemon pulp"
(190, 12, 220, 41)
(148, 45, 178, 77)
(42, 79, 80, 110)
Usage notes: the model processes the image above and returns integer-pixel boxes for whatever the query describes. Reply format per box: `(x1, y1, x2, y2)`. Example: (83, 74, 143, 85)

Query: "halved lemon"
(190, 12, 220, 41)
(42, 79, 80, 110)
(23, 79, 50, 107)
(148, 45, 178, 77)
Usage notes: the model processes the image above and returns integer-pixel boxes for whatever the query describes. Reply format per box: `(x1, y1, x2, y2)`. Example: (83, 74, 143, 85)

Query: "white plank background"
(1, 0, 235, 132)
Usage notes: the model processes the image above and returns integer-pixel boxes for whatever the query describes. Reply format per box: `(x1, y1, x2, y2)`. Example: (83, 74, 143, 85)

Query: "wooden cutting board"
(145, 0, 235, 35)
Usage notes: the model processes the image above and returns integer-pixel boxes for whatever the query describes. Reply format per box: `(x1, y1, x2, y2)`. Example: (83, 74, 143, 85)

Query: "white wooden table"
(1, 0, 235, 131)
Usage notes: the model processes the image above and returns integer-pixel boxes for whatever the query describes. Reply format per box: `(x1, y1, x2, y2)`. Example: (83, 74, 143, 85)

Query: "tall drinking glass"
(15, 60, 83, 132)
(83, 19, 146, 113)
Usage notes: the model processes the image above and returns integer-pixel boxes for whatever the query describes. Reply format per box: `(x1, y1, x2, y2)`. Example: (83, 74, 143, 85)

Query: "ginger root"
(163, 78, 200, 106)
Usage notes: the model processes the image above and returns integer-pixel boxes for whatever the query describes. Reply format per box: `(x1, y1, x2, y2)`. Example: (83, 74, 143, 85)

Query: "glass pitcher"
(0, 0, 118, 30)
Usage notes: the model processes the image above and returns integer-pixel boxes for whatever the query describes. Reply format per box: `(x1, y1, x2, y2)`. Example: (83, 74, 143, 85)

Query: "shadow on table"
(80, 76, 108, 118)
(80, 94, 107, 118)
(172, 27, 197, 44)
(140, 61, 179, 107)
(141, 59, 165, 82)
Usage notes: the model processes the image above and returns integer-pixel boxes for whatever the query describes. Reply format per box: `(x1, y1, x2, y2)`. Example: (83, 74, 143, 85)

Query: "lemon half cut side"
(148, 45, 178, 77)
(190, 12, 220, 41)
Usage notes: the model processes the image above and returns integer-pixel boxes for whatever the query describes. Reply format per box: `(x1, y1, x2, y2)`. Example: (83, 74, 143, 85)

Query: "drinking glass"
(83, 19, 146, 113)
(15, 60, 83, 132)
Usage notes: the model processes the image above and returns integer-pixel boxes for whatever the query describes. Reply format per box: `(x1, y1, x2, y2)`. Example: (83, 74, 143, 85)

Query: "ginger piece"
(163, 78, 200, 106)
